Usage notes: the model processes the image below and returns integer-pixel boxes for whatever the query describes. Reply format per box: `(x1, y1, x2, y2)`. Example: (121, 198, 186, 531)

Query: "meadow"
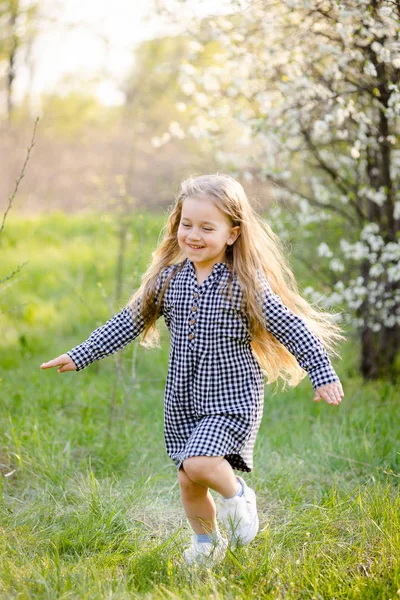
(0, 213, 399, 599)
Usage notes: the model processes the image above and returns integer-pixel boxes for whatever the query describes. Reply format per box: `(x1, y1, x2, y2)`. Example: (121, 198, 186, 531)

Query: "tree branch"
(0, 262, 29, 286)
(266, 175, 357, 224)
(300, 127, 367, 224)
(0, 117, 39, 239)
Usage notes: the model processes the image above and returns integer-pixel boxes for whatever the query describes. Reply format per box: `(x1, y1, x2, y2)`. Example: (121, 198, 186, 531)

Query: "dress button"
(193, 292, 198, 298)
(192, 306, 197, 312)
(189, 333, 194, 339)
(190, 319, 195, 325)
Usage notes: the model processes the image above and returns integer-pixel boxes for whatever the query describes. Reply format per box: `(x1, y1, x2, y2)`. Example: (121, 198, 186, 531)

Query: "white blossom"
(381, 242, 400, 263)
(203, 73, 221, 93)
(369, 263, 384, 277)
(150, 132, 171, 148)
(350, 141, 361, 159)
(359, 186, 387, 206)
(188, 41, 204, 53)
(313, 120, 329, 136)
(388, 264, 400, 282)
(317, 242, 333, 258)
(364, 61, 377, 77)
(180, 63, 197, 76)
(168, 121, 185, 139)
(193, 93, 209, 107)
(180, 81, 196, 96)
(330, 259, 345, 273)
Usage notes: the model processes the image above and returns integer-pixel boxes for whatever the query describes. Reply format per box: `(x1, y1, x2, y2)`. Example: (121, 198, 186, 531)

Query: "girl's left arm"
(261, 279, 344, 403)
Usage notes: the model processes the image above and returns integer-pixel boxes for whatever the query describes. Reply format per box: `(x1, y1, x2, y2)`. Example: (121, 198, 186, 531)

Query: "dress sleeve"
(66, 266, 173, 371)
(261, 277, 340, 390)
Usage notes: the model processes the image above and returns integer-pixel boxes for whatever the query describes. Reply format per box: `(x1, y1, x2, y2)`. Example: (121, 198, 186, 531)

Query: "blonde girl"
(41, 173, 345, 566)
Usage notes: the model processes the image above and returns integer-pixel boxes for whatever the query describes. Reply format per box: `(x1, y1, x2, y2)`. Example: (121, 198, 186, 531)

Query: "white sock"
(196, 526, 220, 543)
(223, 477, 244, 500)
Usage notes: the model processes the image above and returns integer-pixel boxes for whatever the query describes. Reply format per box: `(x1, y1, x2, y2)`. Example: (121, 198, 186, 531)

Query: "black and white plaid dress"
(67, 259, 339, 472)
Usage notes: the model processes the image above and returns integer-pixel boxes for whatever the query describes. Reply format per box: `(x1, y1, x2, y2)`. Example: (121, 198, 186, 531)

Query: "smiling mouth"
(188, 244, 204, 249)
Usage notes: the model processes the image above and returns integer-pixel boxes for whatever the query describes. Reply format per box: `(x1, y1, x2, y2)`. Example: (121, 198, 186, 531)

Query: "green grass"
(0, 212, 399, 599)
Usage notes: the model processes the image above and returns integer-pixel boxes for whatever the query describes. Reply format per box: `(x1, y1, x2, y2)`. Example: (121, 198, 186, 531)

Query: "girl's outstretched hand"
(40, 354, 77, 373)
(313, 381, 344, 406)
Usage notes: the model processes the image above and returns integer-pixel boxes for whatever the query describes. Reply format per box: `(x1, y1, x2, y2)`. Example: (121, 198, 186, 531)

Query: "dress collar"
(185, 258, 230, 275)
(184, 258, 230, 291)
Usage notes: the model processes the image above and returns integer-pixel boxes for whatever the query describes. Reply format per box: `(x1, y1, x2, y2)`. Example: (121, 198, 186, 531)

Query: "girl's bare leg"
(178, 468, 217, 535)
(182, 456, 239, 497)
(178, 456, 240, 535)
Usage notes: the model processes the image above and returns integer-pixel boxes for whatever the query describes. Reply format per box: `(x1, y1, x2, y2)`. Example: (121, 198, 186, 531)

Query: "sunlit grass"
(0, 212, 398, 598)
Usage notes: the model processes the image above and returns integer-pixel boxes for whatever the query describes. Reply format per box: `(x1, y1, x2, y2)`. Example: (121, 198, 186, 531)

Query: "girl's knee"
(178, 466, 205, 497)
(177, 467, 190, 488)
(182, 456, 222, 484)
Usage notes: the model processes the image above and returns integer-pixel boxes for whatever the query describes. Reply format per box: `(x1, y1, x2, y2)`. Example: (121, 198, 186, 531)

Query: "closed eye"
(181, 224, 213, 231)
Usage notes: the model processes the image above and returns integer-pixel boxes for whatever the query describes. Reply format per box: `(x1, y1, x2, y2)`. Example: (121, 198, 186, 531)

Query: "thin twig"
(0, 261, 28, 285)
(0, 117, 39, 238)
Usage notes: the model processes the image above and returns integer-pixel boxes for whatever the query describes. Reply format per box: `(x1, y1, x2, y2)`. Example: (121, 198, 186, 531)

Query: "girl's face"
(177, 195, 240, 271)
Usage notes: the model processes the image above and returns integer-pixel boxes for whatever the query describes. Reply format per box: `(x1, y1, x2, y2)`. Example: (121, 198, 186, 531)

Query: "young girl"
(41, 173, 345, 566)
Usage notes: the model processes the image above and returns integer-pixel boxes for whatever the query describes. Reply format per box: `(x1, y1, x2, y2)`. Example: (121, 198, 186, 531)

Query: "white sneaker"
(183, 533, 228, 566)
(216, 476, 259, 547)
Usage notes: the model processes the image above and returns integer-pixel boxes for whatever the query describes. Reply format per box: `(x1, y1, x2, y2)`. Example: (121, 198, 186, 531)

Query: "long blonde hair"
(128, 173, 345, 390)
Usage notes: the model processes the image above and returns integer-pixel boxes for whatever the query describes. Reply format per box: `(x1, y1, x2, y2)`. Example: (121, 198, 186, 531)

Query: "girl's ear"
(228, 226, 241, 244)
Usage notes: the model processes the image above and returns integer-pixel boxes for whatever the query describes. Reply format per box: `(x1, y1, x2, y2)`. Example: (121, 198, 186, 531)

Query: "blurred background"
(1, 0, 272, 213)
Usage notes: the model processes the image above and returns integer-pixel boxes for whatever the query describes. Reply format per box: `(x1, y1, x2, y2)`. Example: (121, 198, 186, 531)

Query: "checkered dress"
(67, 259, 339, 472)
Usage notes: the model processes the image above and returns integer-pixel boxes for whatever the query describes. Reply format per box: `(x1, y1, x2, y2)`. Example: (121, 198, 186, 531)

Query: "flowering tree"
(163, 0, 400, 382)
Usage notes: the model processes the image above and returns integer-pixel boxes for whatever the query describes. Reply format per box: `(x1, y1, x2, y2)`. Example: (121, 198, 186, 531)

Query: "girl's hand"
(313, 381, 344, 406)
(40, 354, 77, 373)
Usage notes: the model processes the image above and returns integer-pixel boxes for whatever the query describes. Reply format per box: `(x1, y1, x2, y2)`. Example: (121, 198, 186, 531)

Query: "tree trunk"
(361, 324, 400, 383)
(359, 251, 399, 382)
(359, 34, 399, 382)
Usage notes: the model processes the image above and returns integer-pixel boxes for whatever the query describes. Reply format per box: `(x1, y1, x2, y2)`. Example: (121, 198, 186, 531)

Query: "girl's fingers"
(40, 359, 61, 369)
(40, 355, 68, 370)
(315, 381, 344, 405)
(41, 354, 77, 372)
(328, 393, 341, 405)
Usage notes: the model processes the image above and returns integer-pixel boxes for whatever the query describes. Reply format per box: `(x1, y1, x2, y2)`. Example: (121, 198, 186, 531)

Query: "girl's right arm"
(41, 304, 145, 372)
(40, 266, 175, 373)
(68, 304, 146, 371)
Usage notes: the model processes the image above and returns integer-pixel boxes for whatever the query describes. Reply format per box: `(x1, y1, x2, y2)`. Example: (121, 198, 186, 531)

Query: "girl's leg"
(178, 467, 218, 535)
(182, 456, 259, 549)
(182, 456, 239, 497)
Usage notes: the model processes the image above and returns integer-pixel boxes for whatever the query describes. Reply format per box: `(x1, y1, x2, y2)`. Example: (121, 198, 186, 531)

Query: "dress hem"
(173, 453, 253, 473)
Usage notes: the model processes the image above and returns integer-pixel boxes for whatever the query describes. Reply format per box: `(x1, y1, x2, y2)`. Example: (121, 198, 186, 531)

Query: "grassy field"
(0, 213, 399, 599)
